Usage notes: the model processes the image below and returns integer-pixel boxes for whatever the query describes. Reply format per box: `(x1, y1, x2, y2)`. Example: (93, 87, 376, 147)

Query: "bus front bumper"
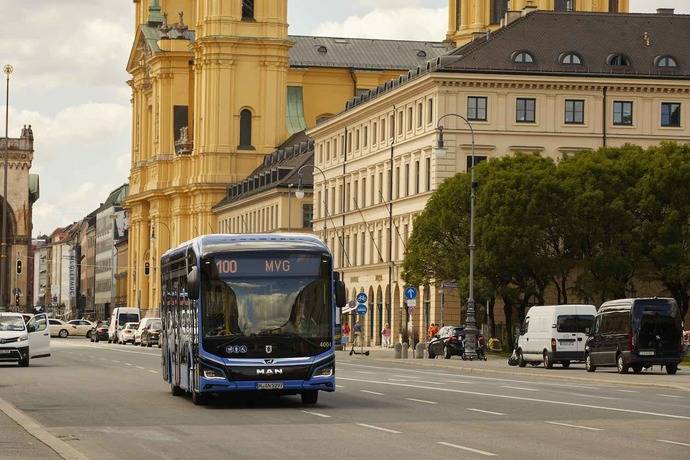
(200, 376, 335, 393)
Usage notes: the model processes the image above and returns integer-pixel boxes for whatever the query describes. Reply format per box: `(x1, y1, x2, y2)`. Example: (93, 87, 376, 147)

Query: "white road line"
(360, 390, 385, 396)
(406, 398, 438, 405)
(657, 394, 683, 399)
(300, 410, 331, 418)
(136, 366, 146, 370)
(124, 363, 133, 366)
(546, 421, 603, 431)
(568, 393, 619, 401)
(502, 385, 538, 392)
(148, 370, 158, 374)
(392, 374, 421, 379)
(616, 389, 639, 394)
(335, 384, 345, 388)
(356, 423, 401, 434)
(442, 380, 472, 384)
(353, 370, 375, 374)
(337, 377, 690, 421)
(658, 439, 690, 447)
(437, 442, 496, 457)
(112, 360, 121, 363)
(467, 408, 505, 416)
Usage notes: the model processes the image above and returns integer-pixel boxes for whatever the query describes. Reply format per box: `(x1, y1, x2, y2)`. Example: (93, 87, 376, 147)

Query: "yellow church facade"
(124, 0, 630, 313)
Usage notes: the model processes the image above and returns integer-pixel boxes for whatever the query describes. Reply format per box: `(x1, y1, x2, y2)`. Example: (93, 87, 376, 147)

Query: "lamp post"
(432, 113, 479, 360)
(287, 183, 294, 232)
(1, 64, 13, 312)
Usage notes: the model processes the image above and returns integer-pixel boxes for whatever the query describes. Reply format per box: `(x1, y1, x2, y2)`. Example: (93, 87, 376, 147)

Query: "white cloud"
(630, 0, 690, 13)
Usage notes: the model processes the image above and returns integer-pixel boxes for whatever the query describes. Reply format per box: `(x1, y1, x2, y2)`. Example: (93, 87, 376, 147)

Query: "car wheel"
(543, 352, 553, 369)
(428, 347, 435, 359)
(561, 360, 570, 369)
(59, 329, 69, 339)
(148, 343, 153, 348)
(86, 331, 92, 339)
(585, 353, 596, 372)
(632, 365, 643, 374)
(18, 356, 30, 367)
(518, 350, 527, 368)
(666, 364, 678, 375)
(444, 345, 452, 359)
(301, 391, 318, 405)
(617, 354, 628, 374)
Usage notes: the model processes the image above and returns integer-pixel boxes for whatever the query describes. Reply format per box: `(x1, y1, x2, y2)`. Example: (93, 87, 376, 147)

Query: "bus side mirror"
(187, 267, 200, 300)
(335, 281, 346, 309)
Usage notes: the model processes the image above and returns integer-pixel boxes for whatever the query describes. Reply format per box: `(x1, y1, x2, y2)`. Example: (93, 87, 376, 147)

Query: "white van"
(0, 313, 51, 366)
(516, 304, 596, 368)
(107, 307, 141, 343)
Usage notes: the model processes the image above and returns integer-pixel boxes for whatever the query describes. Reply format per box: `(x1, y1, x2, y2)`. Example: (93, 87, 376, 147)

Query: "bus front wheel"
(301, 391, 318, 405)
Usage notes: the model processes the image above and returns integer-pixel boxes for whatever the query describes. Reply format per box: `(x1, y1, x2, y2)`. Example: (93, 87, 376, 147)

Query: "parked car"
(67, 319, 95, 338)
(118, 322, 139, 344)
(90, 321, 110, 342)
(516, 304, 596, 368)
(428, 326, 465, 359)
(0, 313, 51, 367)
(108, 307, 141, 343)
(140, 319, 162, 348)
(585, 298, 684, 375)
(48, 319, 77, 338)
(134, 317, 160, 345)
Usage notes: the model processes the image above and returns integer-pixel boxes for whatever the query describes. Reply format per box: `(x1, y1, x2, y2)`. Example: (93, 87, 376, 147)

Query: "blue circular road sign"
(356, 304, 368, 315)
(404, 287, 418, 300)
(356, 292, 368, 304)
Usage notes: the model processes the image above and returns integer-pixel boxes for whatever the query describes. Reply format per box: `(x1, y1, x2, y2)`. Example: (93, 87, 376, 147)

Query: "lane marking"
(300, 410, 331, 418)
(406, 398, 438, 405)
(502, 385, 538, 392)
(441, 380, 472, 384)
(124, 363, 133, 366)
(148, 370, 159, 374)
(112, 360, 121, 363)
(393, 374, 421, 379)
(658, 439, 690, 447)
(616, 389, 638, 394)
(337, 377, 690, 420)
(356, 423, 401, 434)
(546, 421, 603, 431)
(136, 366, 146, 370)
(335, 385, 345, 388)
(568, 393, 619, 401)
(437, 442, 496, 457)
(388, 378, 446, 385)
(467, 408, 505, 416)
(353, 370, 375, 374)
(657, 394, 683, 399)
(360, 390, 384, 396)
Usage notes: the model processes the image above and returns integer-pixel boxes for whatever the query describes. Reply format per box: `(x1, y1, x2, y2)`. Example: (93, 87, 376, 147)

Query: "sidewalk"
(0, 409, 59, 459)
(336, 347, 690, 392)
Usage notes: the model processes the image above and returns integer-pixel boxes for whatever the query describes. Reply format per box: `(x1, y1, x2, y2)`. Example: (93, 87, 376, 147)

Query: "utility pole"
(1, 64, 13, 312)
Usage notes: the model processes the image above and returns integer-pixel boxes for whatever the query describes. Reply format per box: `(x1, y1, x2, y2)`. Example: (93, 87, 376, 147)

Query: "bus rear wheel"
(301, 391, 318, 405)
(171, 382, 184, 396)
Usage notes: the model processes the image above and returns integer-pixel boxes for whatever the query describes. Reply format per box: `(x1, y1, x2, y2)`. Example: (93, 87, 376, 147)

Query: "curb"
(0, 396, 88, 460)
(340, 355, 690, 392)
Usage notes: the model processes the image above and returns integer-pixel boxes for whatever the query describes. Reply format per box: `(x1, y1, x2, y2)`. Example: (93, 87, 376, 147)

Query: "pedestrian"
(428, 323, 439, 339)
(353, 320, 363, 350)
(381, 323, 391, 348)
(341, 322, 350, 348)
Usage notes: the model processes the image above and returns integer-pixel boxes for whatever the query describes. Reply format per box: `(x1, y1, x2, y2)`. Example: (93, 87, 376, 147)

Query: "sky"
(0, 0, 687, 237)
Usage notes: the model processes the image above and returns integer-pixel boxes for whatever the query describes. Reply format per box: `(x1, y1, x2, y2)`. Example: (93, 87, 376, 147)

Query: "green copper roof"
(286, 86, 307, 136)
(148, 0, 164, 25)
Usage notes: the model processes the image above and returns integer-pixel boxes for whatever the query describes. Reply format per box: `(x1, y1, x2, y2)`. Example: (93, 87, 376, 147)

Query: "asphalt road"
(1, 339, 689, 460)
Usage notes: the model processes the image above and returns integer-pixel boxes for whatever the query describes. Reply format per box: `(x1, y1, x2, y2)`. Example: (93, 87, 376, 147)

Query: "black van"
(585, 298, 683, 375)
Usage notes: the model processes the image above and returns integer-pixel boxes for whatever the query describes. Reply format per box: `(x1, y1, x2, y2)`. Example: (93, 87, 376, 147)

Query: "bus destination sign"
(213, 255, 322, 277)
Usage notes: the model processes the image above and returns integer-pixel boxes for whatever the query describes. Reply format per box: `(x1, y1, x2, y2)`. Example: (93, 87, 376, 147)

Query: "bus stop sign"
(356, 304, 368, 315)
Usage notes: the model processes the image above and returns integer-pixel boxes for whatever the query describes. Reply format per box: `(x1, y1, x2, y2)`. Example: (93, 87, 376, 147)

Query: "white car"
(67, 319, 95, 338)
(48, 318, 78, 338)
(134, 318, 160, 345)
(0, 313, 51, 366)
(118, 322, 139, 344)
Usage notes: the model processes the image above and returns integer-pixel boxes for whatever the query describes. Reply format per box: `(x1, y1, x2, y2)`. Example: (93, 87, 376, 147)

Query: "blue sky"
(0, 0, 686, 235)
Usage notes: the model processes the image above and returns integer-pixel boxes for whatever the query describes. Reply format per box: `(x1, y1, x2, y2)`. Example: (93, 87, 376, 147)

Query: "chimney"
(522, 3, 538, 17)
(656, 8, 675, 15)
(503, 10, 523, 27)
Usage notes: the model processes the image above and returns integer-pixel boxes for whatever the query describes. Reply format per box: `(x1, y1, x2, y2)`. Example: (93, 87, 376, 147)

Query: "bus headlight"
(312, 366, 333, 378)
(201, 365, 225, 380)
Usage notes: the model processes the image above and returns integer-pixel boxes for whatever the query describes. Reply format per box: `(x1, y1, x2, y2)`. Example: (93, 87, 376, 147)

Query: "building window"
(397, 111, 403, 135)
(512, 51, 534, 64)
(377, 230, 383, 263)
(378, 172, 383, 203)
(355, 129, 360, 150)
(414, 161, 420, 194)
(417, 103, 423, 128)
(608, 0, 619, 13)
(353, 180, 358, 208)
(516, 98, 536, 123)
(302, 204, 313, 229)
(491, 0, 508, 23)
(352, 233, 358, 266)
(559, 52, 583, 65)
(318, 145, 323, 164)
(370, 174, 375, 205)
(363, 126, 368, 148)
(661, 102, 681, 127)
(555, 0, 575, 12)
(466, 155, 488, 172)
(404, 164, 410, 196)
(607, 54, 630, 66)
(360, 231, 366, 265)
(468, 96, 487, 121)
(389, 114, 395, 139)
(395, 167, 400, 198)
(372, 122, 377, 144)
(242, 0, 254, 20)
(362, 177, 367, 207)
(239, 109, 253, 149)
(427, 98, 434, 124)
(345, 182, 351, 212)
(565, 99, 585, 124)
(656, 55, 678, 68)
(613, 101, 633, 126)
(407, 106, 413, 131)
(326, 141, 330, 161)
(425, 157, 431, 192)
(380, 119, 386, 142)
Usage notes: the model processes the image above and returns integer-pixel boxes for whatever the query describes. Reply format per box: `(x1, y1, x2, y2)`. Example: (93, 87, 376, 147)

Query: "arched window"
(512, 51, 535, 64)
(239, 109, 253, 149)
(559, 52, 583, 65)
(655, 55, 678, 68)
(490, 0, 508, 24)
(242, 0, 254, 20)
(608, 54, 630, 66)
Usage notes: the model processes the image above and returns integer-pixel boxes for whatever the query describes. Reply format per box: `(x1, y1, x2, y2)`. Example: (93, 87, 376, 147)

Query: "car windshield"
(557, 315, 594, 334)
(150, 321, 162, 329)
(119, 314, 139, 325)
(0, 316, 25, 332)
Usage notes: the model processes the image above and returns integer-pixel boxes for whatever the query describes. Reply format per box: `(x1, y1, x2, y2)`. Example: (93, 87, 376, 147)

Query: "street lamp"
(287, 183, 294, 232)
(433, 113, 479, 361)
(1, 64, 13, 312)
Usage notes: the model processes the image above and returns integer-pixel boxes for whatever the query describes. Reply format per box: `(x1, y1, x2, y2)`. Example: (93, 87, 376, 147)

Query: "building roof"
(213, 132, 314, 211)
(342, 11, 690, 113)
(288, 35, 452, 71)
(101, 184, 129, 210)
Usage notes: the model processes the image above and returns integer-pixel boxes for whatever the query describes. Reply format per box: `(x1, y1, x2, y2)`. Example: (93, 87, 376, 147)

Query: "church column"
(460, 0, 470, 28)
(447, 0, 458, 38)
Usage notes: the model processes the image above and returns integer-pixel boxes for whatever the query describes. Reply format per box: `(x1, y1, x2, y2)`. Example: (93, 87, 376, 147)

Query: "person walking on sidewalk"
(381, 323, 391, 348)
(352, 320, 363, 351)
(341, 322, 350, 348)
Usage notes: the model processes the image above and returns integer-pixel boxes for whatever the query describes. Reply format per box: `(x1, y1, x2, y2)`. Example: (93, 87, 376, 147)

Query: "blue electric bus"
(160, 234, 346, 405)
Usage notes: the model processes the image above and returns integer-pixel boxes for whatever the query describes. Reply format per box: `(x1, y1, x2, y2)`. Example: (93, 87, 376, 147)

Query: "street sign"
(404, 287, 417, 300)
(356, 292, 368, 304)
(356, 304, 368, 315)
(406, 298, 416, 307)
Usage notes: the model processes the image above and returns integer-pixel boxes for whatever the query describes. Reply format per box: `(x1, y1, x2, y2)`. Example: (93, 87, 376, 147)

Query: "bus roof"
(162, 233, 330, 262)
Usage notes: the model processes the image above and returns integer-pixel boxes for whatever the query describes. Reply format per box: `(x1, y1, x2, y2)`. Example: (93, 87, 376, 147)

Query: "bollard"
(394, 342, 402, 359)
(401, 342, 409, 359)
(415, 342, 425, 359)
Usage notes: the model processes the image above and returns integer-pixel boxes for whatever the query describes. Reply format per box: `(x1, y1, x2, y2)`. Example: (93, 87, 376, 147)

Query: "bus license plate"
(639, 351, 655, 356)
(257, 382, 284, 390)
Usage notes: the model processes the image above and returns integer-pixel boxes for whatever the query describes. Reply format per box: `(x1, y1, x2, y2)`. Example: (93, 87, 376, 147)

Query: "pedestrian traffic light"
(16, 259, 21, 275)
(144, 262, 150, 276)
(15, 294, 20, 307)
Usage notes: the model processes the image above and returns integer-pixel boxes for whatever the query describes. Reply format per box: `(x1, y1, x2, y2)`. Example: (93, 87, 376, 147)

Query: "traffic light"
(16, 259, 22, 275)
(144, 262, 150, 276)
(15, 294, 20, 307)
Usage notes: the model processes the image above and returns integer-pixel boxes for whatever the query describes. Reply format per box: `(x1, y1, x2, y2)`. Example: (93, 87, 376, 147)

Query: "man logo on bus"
(265, 345, 273, 354)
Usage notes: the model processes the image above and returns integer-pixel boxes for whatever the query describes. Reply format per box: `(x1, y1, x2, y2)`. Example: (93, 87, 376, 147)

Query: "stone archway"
(0, 196, 17, 307)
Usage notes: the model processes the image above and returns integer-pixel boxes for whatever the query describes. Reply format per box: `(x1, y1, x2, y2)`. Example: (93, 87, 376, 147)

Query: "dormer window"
(559, 52, 583, 65)
(242, 0, 254, 21)
(512, 51, 535, 64)
(656, 55, 678, 68)
(607, 54, 630, 66)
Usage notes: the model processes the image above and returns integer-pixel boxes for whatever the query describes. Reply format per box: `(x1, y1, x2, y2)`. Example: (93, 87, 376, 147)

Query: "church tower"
(448, 0, 630, 46)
